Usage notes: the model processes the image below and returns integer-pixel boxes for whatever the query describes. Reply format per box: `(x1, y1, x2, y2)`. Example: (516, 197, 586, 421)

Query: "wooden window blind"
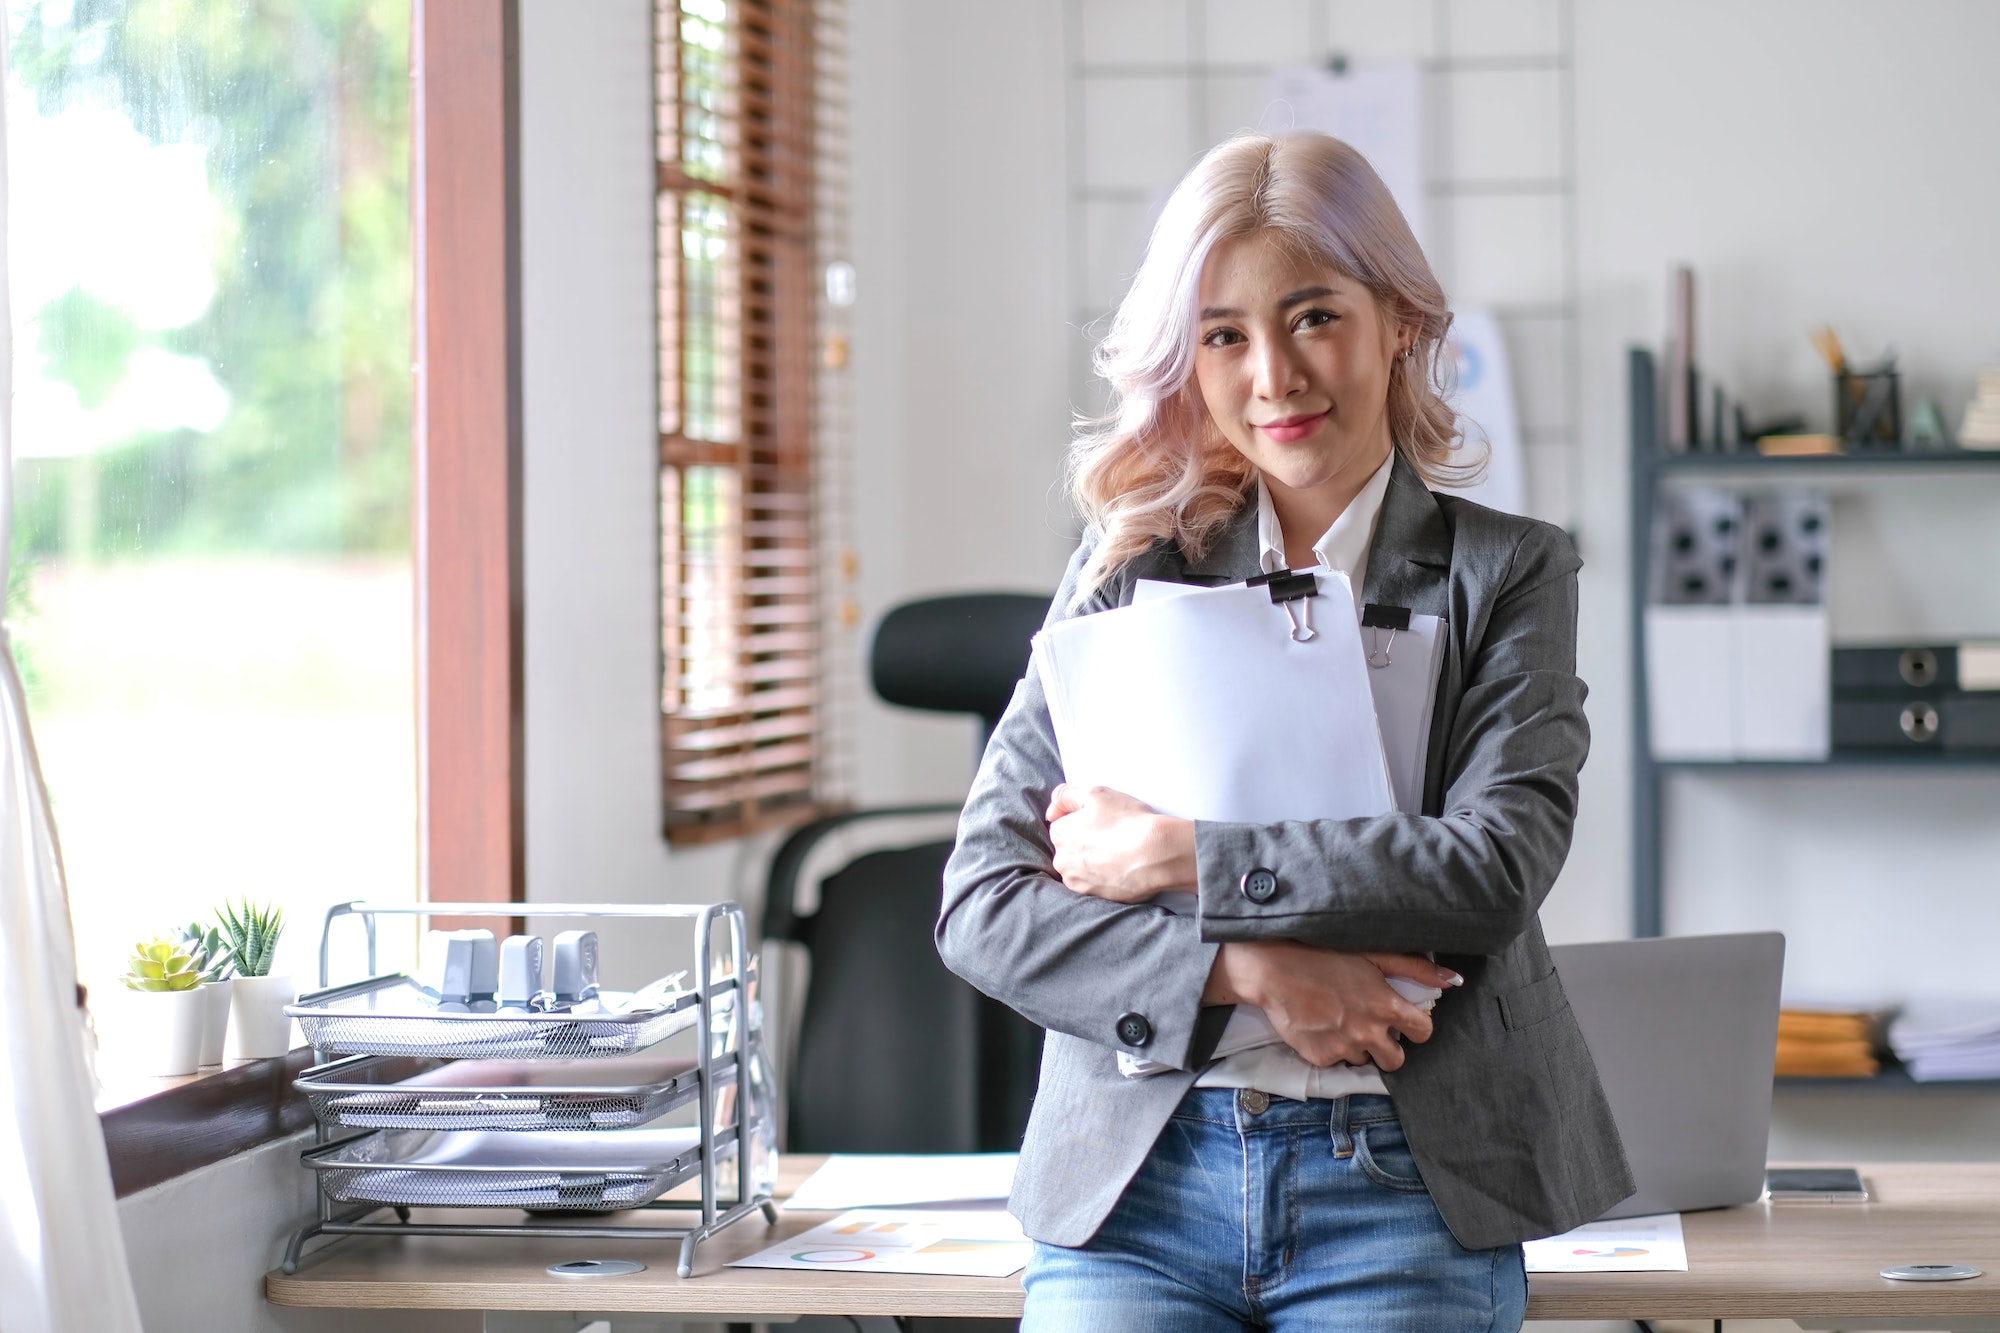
(655, 0, 822, 841)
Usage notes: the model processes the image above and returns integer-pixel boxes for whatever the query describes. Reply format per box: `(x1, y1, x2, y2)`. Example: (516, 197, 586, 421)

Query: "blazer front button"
(1115, 1012, 1152, 1048)
(1240, 867, 1280, 903)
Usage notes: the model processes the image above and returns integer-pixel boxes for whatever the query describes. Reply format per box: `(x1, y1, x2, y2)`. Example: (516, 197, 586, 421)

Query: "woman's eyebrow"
(1198, 286, 1338, 321)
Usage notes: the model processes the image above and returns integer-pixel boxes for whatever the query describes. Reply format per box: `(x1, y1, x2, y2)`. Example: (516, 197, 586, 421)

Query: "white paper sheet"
(782, 1153, 1017, 1211)
(1523, 1212, 1689, 1273)
(1035, 574, 1393, 823)
(730, 1209, 1030, 1278)
(1129, 578, 1445, 818)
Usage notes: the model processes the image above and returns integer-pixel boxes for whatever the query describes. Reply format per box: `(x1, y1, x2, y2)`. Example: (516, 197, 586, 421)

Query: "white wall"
(119, 1131, 471, 1333)
(847, 0, 1077, 804)
(518, 0, 769, 985)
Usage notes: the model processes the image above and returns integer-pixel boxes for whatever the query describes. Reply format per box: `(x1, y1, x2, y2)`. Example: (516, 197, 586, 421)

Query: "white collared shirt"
(1253, 449, 1396, 602)
(1194, 449, 1400, 1102)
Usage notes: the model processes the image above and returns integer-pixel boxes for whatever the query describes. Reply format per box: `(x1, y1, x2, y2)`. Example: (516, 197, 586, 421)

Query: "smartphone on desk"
(1765, 1167, 1869, 1202)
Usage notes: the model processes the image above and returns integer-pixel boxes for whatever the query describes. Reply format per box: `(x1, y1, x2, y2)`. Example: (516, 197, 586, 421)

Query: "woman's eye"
(1295, 308, 1336, 331)
(1201, 327, 1244, 348)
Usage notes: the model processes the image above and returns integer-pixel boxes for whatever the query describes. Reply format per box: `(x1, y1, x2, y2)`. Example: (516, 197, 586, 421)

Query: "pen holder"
(1834, 369, 1900, 449)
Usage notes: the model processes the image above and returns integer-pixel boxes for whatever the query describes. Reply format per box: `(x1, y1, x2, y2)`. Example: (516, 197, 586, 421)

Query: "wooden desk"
(268, 1159, 2000, 1326)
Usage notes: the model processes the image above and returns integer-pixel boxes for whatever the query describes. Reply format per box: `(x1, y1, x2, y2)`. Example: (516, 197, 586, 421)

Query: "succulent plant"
(176, 921, 234, 983)
(215, 899, 285, 978)
(123, 937, 203, 992)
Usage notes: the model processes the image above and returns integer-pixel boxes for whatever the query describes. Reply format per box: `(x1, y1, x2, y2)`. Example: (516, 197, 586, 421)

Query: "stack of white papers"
(1522, 1213, 1689, 1273)
(1034, 573, 1393, 824)
(1889, 999, 2000, 1080)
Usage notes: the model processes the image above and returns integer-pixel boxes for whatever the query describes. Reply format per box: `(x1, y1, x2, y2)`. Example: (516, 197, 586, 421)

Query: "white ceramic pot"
(197, 979, 234, 1066)
(126, 988, 207, 1076)
(227, 973, 297, 1060)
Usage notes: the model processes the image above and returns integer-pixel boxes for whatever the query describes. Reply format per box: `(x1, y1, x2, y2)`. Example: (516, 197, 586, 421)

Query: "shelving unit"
(1627, 348, 2000, 1095)
(281, 901, 777, 1276)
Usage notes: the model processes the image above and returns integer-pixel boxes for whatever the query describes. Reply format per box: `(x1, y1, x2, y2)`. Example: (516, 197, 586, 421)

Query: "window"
(4, 0, 419, 998)
(655, 0, 827, 840)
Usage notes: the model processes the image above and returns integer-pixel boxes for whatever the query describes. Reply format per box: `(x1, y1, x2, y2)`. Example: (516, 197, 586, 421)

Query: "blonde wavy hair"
(1068, 131, 1476, 603)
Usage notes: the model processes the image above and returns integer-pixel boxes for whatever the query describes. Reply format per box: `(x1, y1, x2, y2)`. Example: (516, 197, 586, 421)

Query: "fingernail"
(1446, 972, 1464, 987)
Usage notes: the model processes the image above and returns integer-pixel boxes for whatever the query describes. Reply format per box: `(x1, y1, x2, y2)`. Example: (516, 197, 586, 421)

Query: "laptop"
(1550, 931, 1786, 1219)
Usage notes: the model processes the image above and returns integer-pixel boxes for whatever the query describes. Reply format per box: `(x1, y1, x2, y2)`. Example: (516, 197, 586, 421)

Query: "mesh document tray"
(289, 975, 700, 1060)
(296, 1052, 725, 1132)
(302, 1125, 729, 1210)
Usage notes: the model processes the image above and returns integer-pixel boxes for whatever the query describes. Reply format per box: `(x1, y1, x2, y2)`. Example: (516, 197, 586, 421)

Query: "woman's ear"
(1398, 312, 1423, 358)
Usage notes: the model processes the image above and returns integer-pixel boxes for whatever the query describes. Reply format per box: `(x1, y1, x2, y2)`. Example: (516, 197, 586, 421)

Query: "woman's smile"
(1256, 409, 1331, 443)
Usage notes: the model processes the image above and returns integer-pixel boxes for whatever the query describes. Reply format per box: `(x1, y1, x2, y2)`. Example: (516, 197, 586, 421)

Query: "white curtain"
(0, 36, 147, 1333)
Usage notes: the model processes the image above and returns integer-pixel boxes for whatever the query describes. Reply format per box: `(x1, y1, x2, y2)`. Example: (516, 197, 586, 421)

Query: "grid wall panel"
(1064, 0, 1580, 530)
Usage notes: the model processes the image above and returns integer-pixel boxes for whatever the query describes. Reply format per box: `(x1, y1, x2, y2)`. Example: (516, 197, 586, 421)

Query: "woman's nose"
(1252, 337, 1308, 400)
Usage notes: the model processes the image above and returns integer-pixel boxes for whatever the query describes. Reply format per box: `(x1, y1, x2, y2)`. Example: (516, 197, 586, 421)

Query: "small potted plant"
(121, 936, 207, 1076)
(177, 921, 235, 1066)
(218, 899, 294, 1059)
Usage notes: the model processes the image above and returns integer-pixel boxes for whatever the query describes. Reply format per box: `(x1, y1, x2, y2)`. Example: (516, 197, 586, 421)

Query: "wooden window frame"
(99, 0, 523, 1190)
(656, 0, 825, 844)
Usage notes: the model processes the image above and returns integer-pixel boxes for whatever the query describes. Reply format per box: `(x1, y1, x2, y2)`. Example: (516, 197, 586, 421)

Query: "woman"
(938, 132, 1633, 1330)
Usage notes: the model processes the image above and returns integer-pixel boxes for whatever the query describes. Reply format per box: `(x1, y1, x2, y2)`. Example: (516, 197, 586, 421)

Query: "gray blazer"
(938, 452, 1635, 1250)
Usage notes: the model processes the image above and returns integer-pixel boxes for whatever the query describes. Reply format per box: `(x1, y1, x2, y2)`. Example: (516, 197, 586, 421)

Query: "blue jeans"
(1021, 1089, 1526, 1331)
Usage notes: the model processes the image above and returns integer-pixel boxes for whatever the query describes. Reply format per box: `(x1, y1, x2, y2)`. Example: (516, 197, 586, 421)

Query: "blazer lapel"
(1362, 451, 1453, 617)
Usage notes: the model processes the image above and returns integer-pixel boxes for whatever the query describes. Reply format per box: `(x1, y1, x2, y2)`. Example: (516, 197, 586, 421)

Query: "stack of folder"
(1774, 1007, 1882, 1079)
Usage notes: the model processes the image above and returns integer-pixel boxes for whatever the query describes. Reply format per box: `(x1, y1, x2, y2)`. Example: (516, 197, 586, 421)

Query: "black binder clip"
(1250, 569, 1320, 642)
(1361, 603, 1410, 668)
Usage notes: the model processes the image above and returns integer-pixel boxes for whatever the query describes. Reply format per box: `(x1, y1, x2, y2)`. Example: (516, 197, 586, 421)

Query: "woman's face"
(1192, 229, 1408, 498)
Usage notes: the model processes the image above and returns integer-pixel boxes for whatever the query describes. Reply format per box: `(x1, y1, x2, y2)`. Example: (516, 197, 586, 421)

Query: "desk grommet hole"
(549, 1258, 647, 1278)
(1879, 1263, 1983, 1282)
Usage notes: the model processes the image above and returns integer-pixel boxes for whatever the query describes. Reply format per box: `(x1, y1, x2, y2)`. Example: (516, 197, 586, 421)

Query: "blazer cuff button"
(1240, 867, 1280, 904)
(1115, 1012, 1152, 1048)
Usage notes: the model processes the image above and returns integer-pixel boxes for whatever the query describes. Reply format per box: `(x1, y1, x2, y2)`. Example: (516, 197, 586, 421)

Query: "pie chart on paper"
(791, 1248, 875, 1263)
(1521, 1213, 1688, 1273)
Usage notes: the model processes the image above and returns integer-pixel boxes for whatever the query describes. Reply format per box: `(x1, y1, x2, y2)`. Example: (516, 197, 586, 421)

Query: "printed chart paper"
(1523, 1212, 1689, 1273)
(730, 1209, 1030, 1278)
(781, 1154, 1017, 1211)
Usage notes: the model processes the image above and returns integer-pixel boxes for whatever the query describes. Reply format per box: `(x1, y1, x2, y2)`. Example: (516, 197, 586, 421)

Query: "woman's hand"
(1204, 942, 1461, 1070)
(1045, 783, 1197, 904)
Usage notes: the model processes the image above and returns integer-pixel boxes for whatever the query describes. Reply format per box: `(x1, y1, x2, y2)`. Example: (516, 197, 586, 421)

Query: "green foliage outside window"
(7, 0, 412, 561)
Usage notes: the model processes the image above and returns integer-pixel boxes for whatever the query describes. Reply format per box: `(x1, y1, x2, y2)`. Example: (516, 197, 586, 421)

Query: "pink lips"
(1256, 410, 1329, 443)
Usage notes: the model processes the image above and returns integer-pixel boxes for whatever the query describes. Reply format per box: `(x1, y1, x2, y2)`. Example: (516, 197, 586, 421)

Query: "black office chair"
(763, 592, 1050, 1155)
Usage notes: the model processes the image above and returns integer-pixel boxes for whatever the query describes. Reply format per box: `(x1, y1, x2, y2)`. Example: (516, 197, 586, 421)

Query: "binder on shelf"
(1941, 694, 2000, 751)
(1827, 643, 2000, 753)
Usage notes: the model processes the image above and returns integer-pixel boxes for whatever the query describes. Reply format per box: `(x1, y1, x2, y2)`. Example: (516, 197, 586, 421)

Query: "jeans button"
(1238, 1089, 1271, 1115)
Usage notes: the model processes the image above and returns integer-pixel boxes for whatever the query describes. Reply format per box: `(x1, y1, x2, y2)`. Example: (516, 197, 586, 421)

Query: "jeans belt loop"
(1329, 1094, 1355, 1158)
